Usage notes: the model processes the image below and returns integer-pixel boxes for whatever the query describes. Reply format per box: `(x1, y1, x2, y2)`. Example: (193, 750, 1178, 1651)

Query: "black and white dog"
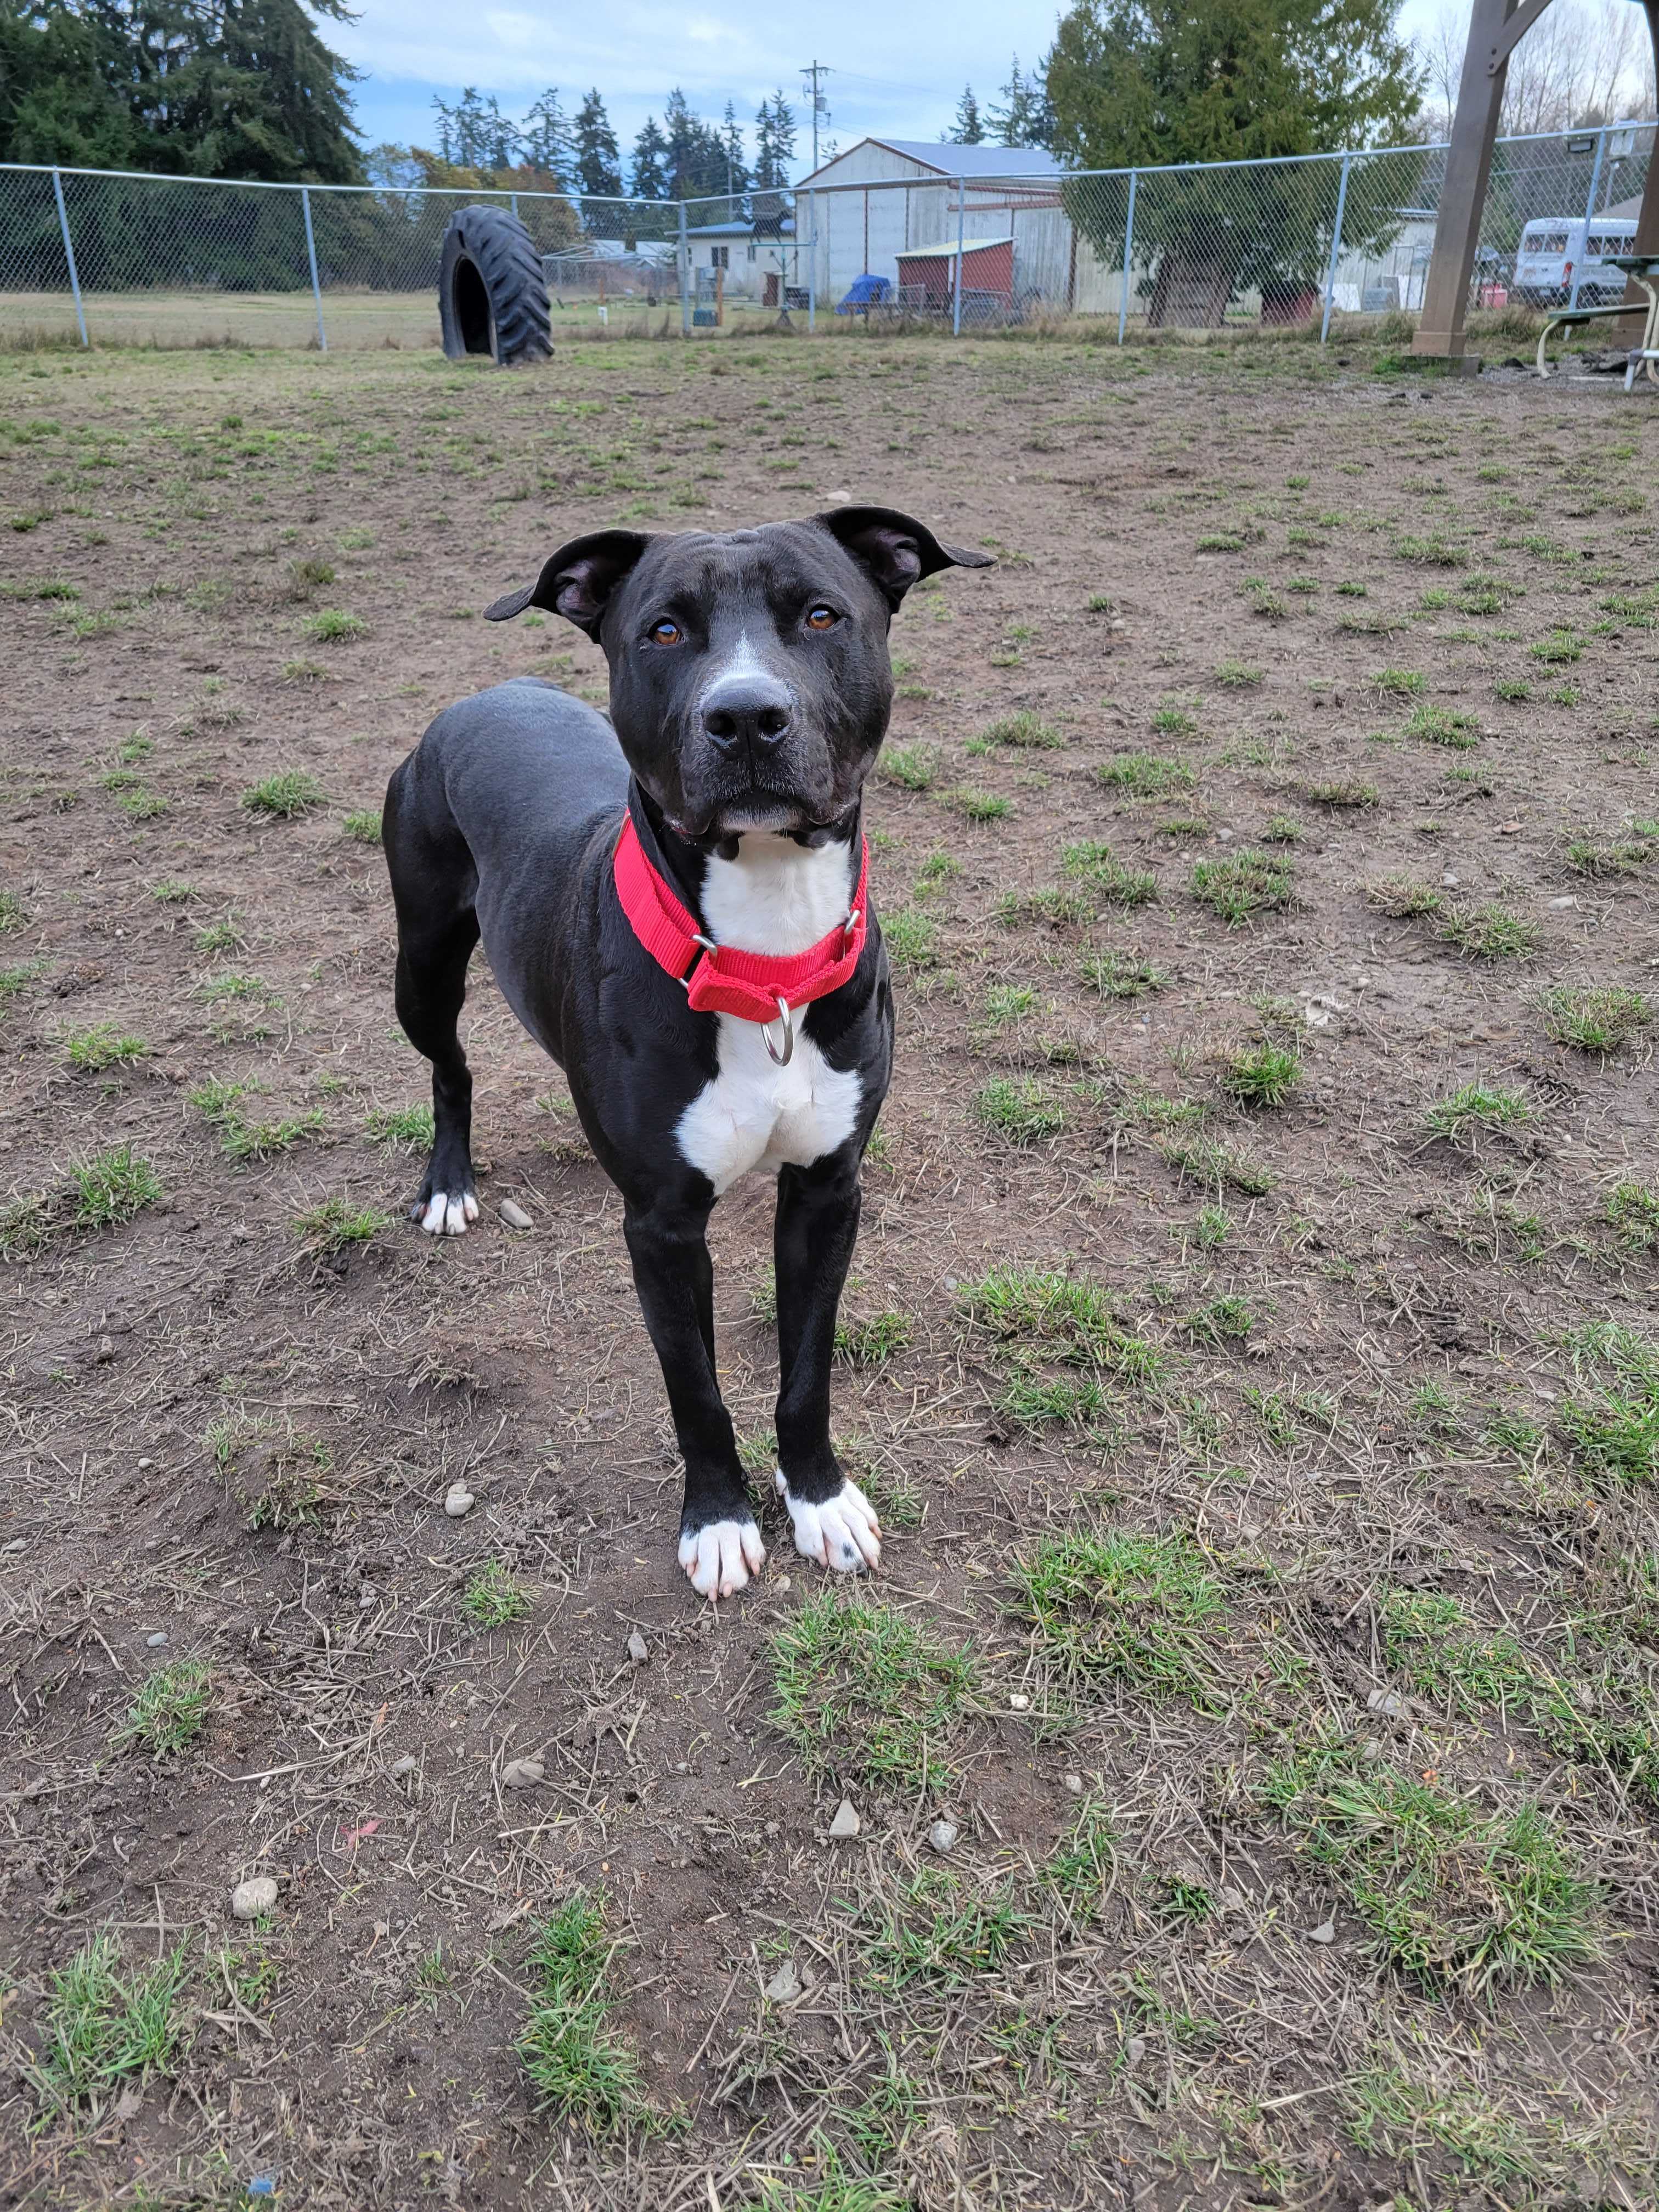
(383, 507, 992, 1599)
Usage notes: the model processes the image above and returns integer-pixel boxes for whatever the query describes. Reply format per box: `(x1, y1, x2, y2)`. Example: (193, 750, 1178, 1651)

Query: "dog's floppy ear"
(484, 529, 655, 639)
(811, 504, 995, 612)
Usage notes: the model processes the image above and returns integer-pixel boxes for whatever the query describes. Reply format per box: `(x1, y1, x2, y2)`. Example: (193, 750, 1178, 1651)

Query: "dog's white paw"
(774, 1471, 882, 1575)
(418, 1190, 479, 1237)
(679, 1515, 766, 1600)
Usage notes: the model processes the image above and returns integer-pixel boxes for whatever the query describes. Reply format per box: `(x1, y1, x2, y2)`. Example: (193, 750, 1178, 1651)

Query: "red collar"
(613, 812, 870, 1027)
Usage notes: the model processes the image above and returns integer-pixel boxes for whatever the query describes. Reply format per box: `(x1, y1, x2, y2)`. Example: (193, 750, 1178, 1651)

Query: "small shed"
(894, 237, 1015, 318)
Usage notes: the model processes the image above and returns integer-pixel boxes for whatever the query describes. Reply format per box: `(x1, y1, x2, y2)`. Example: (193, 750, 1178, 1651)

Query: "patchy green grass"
(880, 906, 936, 975)
(836, 1309, 912, 1364)
(242, 769, 326, 819)
(769, 1589, 976, 1793)
(1606, 1180, 1659, 1254)
(366, 1101, 436, 1148)
(1098, 751, 1195, 799)
(1221, 1040, 1301, 1108)
(462, 1561, 533, 1629)
(1008, 1529, 1226, 1712)
(1404, 704, 1482, 749)
(65, 1022, 148, 1071)
(291, 1198, 390, 1254)
(34, 1931, 190, 2113)
(115, 1658, 211, 1757)
(341, 809, 382, 843)
(1424, 1082, 1532, 1143)
(1439, 902, 1538, 960)
(1564, 826, 1654, 878)
(971, 1077, 1066, 1145)
(305, 607, 368, 643)
(71, 1146, 162, 1232)
(879, 742, 940, 792)
(1189, 849, 1294, 926)
(978, 710, 1063, 749)
(1263, 1737, 1601, 1995)
(860, 1870, 1030, 1990)
(1542, 984, 1651, 1053)
(1369, 666, 1425, 698)
(515, 1894, 652, 2135)
(1079, 949, 1166, 999)
(1060, 840, 1157, 907)
(1381, 1589, 1532, 1716)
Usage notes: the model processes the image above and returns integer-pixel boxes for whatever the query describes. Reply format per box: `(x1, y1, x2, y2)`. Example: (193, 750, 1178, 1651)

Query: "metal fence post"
(678, 200, 690, 338)
(1568, 127, 1609, 311)
(1319, 154, 1353, 343)
(52, 168, 88, 347)
(300, 185, 327, 352)
(952, 179, 966, 335)
(1117, 171, 1138, 344)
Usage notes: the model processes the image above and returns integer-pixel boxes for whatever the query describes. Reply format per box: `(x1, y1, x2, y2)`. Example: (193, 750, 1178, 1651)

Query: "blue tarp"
(837, 274, 893, 313)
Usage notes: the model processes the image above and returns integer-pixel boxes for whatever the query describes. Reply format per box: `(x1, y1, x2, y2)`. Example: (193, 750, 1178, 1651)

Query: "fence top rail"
(5, 118, 1655, 207)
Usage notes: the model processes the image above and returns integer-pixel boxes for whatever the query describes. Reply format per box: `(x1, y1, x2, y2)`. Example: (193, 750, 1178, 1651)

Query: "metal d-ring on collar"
(763, 997, 795, 1067)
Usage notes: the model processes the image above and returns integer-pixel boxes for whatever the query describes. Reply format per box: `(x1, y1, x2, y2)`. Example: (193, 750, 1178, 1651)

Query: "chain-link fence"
(3, 122, 1653, 351)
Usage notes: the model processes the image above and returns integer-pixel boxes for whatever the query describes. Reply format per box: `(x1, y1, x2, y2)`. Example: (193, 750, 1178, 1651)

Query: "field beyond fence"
(3, 118, 1656, 352)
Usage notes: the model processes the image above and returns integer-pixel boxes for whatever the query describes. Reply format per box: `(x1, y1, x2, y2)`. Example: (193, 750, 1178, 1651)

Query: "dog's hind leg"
(384, 761, 483, 1237)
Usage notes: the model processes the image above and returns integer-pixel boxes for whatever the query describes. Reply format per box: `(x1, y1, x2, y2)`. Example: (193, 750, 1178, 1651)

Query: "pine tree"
(522, 86, 574, 188)
(950, 86, 984, 144)
(985, 53, 1051, 148)
(720, 99, 749, 196)
(631, 114, 669, 199)
(753, 87, 795, 186)
(574, 86, 622, 197)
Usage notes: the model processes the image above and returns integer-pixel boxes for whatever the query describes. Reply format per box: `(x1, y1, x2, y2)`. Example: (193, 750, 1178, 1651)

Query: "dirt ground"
(2, 327, 1658, 2212)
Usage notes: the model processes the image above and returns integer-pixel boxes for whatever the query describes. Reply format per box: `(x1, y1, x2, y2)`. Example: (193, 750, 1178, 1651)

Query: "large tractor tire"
(439, 205, 552, 366)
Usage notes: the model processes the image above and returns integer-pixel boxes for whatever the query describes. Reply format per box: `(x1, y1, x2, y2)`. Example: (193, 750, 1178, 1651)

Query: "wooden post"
(1616, 0, 1659, 341)
(1412, 0, 1524, 363)
(716, 261, 724, 326)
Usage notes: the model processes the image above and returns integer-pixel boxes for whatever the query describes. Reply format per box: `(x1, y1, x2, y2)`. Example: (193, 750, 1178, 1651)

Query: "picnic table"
(1536, 253, 1659, 388)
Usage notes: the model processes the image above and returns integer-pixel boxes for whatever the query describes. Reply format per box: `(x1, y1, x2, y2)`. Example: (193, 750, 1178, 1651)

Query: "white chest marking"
(675, 833, 864, 1195)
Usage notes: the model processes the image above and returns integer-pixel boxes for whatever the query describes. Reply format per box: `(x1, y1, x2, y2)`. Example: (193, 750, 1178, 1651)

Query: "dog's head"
(485, 507, 993, 840)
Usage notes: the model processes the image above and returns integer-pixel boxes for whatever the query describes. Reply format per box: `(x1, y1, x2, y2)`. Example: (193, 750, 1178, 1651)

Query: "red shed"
(894, 236, 1015, 318)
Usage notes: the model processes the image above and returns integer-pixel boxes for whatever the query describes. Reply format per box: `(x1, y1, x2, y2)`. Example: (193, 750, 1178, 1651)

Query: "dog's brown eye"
(805, 605, 839, 631)
(647, 618, 683, 646)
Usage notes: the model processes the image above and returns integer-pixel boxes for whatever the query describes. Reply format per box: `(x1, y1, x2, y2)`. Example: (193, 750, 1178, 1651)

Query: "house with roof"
(794, 137, 1089, 319)
(684, 209, 799, 308)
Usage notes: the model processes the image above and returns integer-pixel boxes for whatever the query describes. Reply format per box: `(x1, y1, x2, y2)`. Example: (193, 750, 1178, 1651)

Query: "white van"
(1514, 216, 1638, 306)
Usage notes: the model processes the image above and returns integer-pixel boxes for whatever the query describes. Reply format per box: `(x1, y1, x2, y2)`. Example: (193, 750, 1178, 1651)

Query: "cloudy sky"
(334, 0, 1448, 173)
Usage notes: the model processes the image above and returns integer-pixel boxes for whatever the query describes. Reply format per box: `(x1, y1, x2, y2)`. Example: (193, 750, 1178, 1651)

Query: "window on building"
(712, 245, 730, 270)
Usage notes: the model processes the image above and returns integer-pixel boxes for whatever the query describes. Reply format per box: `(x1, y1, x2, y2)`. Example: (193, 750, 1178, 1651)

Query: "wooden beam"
(1413, 0, 1531, 358)
(1486, 0, 1554, 72)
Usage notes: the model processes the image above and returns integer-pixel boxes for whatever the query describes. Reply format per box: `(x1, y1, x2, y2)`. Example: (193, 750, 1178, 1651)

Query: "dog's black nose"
(700, 675, 793, 753)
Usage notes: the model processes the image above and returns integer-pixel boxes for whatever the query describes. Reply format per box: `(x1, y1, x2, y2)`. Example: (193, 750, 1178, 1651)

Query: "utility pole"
(801, 59, 832, 174)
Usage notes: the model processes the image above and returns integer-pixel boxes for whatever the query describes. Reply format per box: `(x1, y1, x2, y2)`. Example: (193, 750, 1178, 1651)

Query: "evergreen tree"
(631, 113, 669, 199)
(522, 86, 574, 187)
(1046, 0, 1421, 321)
(720, 98, 749, 195)
(662, 85, 726, 199)
(753, 87, 795, 186)
(0, 0, 362, 180)
(573, 86, 622, 196)
(986, 53, 1052, 148)
(950, 86, 984, 144)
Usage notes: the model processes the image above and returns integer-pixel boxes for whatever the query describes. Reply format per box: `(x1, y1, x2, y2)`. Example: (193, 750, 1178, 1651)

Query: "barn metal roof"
(798, 138, 1061, 184)
(893, 238, 1012, 259)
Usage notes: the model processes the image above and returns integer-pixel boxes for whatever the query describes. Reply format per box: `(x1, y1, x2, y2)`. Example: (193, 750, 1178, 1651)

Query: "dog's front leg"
(623, 1192, 765, 1600)
(771, 1150, 882, 1576)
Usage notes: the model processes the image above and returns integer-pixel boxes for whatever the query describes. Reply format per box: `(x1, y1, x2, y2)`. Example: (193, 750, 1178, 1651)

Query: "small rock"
(1549, 894, 1577, 909)
(1217, 827, 1233, 842)
(390, 1754, 418, 1779)
(138, 1457, 153, 1470)
(1307, 1918, 1337, 1945)
(1008, 1693, 1030, 1712)
(358, 1585, 377, 1610)
(927, 1819, 959, 1853)
(1441, 871, 1460, 888)
(443, 1482, 475, 1519)
(763, 1958, 801, 2002)
(499, 1198, 533, 1230)
(95, 1336, 115, 1363)
(627, 1631, 649, 1664)
(827, 1797, 861, 1839)
(1, 1537, 26, 1555)
(501, 1756, 545, 1790)
(1124, 2034, 1148, 2067)
(230, 1875, 279, 1921)
(1063, 1773, 1084, 1796)
(1366, 1686, 1404, 1717)
(146, 1631, 168, 1648)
